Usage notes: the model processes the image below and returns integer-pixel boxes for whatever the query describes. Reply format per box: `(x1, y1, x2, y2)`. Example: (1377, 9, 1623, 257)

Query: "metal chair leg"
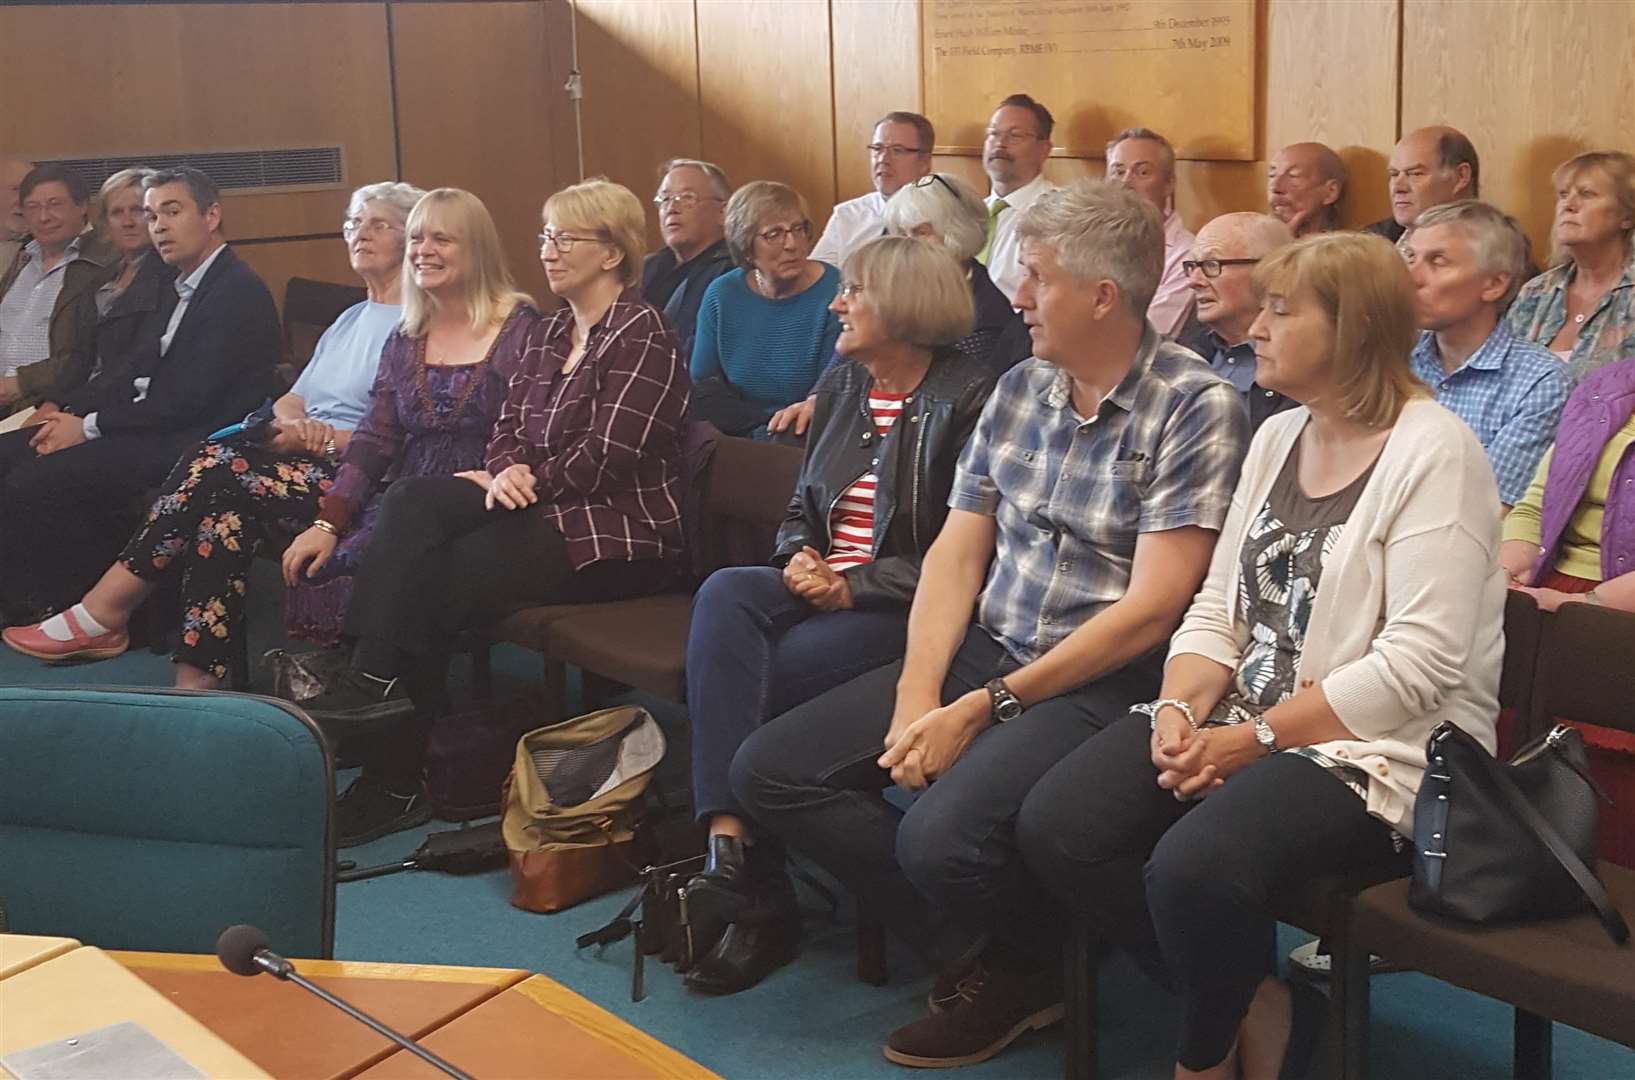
(1063, 919, 1098, 1080)
(1514, 1009, 1553, 1080)
(856, 904, 888, 985)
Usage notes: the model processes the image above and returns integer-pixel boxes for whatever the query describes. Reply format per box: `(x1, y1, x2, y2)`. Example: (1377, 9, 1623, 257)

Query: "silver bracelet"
(1131, 698, 1198, 732)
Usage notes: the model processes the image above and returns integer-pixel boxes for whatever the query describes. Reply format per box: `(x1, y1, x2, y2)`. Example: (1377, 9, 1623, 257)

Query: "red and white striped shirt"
(825, 391, 906, 572)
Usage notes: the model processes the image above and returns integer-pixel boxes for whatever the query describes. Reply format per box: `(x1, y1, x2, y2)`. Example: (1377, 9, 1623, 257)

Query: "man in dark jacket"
(0, 167, 279, 616)
(641, 158, 733, 356)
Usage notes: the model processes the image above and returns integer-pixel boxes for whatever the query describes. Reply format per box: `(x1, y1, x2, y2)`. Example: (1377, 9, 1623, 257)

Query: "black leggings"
(1017, 712, 1404, 1071)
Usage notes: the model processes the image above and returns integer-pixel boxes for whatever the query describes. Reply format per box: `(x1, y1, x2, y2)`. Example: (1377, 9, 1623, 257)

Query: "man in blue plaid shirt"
(1405, 201, 1570, 507)
(735, 181, 1249, 1068)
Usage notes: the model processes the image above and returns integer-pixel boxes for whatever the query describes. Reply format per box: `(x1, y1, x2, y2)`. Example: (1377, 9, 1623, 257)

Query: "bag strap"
(1462, 737, 1630, 945)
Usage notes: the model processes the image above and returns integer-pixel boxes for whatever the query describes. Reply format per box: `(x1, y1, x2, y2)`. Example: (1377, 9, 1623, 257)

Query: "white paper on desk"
(0, 407, 37, 434)
(0, 1020, 205, 1080)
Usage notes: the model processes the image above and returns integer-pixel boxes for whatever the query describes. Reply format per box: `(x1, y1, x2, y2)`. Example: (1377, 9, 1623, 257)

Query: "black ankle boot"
(684, 868, 799, 995)
(684, 834, 751, 956)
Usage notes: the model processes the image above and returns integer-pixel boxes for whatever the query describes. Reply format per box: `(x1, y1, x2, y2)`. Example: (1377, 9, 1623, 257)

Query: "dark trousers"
(0, 425, 191, 610)
(346, 474, 673, 673)
(685, 565, 908, 823)
(119, 439, 333, 679)
(1017, 713, 1404, 1070)
(731, 624, 1162, 968)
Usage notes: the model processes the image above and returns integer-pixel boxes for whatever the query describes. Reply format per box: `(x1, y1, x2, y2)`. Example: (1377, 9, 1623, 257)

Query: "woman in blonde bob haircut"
(541, 177, 647, 287)
(843, 233, 974, 348)
(399, 187, 532, 337)
(1251, 231, 1424, 429)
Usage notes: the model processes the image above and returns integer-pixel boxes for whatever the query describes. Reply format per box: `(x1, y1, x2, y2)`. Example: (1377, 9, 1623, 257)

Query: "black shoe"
(683, 875, 799, 995)
(298, 668, 414, 731)
(684, 835, 751, 956)
(334, 774, 431, 848)
(883, 958, 1063, 1069)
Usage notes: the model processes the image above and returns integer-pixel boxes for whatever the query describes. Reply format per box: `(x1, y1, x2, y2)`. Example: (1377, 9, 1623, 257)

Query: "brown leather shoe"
(884, 959, 1063, 1068)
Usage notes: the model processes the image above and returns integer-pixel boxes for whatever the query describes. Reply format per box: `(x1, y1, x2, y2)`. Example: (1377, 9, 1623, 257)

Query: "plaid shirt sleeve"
(533, 306, 688, 499)
(1138, 380, 1250, 534)
(1485, 362, 1571, 506)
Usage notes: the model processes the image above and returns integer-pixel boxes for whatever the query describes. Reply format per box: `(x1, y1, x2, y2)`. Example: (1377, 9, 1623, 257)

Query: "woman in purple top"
(299, 180, 689, 847)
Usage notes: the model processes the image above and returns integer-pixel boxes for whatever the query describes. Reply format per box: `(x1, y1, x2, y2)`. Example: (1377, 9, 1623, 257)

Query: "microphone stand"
(253, 952, 476, 1080)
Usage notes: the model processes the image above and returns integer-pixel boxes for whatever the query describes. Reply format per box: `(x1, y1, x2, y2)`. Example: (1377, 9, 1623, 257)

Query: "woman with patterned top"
(3, 181, 426, 688)
(299, 179, 688, 847)
(1017, 234, 1505, 1080)
(681, 237, 993, 995)
(1507, 151, 1635, 383)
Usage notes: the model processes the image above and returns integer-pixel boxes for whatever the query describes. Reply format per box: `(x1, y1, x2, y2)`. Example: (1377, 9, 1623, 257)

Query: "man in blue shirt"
(734, 181, 1249, 1067)
(1404, 200, 1570, 507)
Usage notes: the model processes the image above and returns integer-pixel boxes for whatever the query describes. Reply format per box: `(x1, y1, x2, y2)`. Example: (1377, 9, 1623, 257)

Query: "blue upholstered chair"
(0, 686, 334, 957)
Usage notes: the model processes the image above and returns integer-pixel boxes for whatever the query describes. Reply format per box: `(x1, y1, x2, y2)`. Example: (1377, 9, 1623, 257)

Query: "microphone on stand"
(215, 925, 476, 1080)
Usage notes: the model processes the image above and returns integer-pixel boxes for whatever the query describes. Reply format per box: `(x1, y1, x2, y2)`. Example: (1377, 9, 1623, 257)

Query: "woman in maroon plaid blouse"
(301, 179, 690, 845)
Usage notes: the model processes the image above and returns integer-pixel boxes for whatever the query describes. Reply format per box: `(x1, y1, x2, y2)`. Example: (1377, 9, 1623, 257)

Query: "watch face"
(999, 700, 1023, 721)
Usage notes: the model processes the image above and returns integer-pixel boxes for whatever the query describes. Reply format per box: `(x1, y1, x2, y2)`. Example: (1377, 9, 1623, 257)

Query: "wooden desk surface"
(0, 934, 79, 981)
(356, 975, 718, 1080)
(112, 951, 528, 1080)
(0, 946, 269, 1078)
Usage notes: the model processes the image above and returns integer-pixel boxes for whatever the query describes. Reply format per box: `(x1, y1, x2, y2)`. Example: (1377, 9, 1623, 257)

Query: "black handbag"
(1411, 720, 1629, 944)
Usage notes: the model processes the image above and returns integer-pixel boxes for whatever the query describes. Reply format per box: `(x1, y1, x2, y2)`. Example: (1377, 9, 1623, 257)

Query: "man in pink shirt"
(1106, 127, 1195, 338)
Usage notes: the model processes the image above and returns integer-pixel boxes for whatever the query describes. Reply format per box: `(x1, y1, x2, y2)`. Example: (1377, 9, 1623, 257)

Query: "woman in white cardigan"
(1017, 233, 1505, 1080)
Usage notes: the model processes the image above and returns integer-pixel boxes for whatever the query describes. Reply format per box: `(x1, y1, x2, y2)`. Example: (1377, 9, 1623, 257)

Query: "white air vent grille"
(40, 147, 344, 194)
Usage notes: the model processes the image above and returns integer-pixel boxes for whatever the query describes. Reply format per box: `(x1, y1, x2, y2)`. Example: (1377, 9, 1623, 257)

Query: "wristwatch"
(985, 677, 1024, 723)
(1253, 714, 1279, 753)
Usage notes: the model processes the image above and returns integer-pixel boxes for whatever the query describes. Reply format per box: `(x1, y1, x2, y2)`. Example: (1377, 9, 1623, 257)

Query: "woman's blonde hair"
(842, 236, 973, 348)
(1252, 232, 1424, 429)
(1548, 150, 1635, 268)
(542, 177, 646, 287)
(96, 167, 154, 224)
(399, 188, 531, 337)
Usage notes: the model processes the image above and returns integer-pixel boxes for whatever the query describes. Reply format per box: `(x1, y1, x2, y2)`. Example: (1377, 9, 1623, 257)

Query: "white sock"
(39, 603, 111, 643)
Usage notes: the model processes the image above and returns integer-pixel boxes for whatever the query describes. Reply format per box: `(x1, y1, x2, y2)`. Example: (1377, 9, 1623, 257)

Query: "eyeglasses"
(868, 143, 927, 159)
(22, 198, 72, 215)
(538, 228, 608, 253)
(1182, 258, 1260, 278)
(836, 281, 866, 300)
(756, 221, 812, 245)
(342, 217, 402, 238)
(653, 191, 724, 210)
(984, 128, 1044, 146)
(910, 174, 957, 196)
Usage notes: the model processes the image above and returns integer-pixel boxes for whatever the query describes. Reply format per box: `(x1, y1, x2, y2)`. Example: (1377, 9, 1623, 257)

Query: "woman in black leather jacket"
(680, 237, 996, 994)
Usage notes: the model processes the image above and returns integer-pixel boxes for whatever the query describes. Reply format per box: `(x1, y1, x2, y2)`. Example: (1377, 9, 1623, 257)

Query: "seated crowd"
(1, 88, 1633, 1079)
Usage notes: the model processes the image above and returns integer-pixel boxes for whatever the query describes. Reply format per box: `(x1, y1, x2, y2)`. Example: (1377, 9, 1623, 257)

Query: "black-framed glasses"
(868, 143, 927, 159)
(652, 191, 724, 210)
(909, 174, 957, 196)
(538, 228, 608, 253)
(757, 221, 812, 245)
(1182, 258, 1260, 278)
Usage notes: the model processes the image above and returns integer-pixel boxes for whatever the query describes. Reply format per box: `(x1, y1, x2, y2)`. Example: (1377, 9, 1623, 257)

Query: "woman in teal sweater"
(690, 181, 841, 438)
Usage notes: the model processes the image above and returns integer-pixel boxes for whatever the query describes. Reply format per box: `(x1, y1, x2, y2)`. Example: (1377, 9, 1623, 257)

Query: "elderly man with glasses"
(811, 112, 935, 268)
(977, 93, 1059, 304)
(1176, 211, 1298, 432)
(642, 158, 734, 355)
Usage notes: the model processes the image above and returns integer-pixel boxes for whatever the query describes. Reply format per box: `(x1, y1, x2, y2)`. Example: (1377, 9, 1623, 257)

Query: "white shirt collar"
(176, 241, 228, 299)
(988, 171, 1055, 211)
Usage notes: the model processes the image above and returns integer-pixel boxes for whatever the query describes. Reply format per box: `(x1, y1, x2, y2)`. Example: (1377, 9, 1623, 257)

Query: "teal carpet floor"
(2, 563, 1630, 1078)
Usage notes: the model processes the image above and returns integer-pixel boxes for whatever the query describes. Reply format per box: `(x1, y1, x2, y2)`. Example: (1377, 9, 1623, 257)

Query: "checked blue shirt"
(1408, 324, 1570, 506)
(949, 328, 1250, 664)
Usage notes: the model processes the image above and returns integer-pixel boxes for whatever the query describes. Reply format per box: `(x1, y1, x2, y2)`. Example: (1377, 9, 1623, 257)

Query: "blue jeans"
(731, 624, 1163, 967)
(686, 565, 907, 823)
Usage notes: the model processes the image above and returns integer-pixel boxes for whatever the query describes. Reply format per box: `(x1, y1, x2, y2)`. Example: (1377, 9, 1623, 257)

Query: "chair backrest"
(694, 435, 804, 577)
(283, 277, 368, 374)
(1499, 589, 1543, 717)
(0, 687, 335, 957)
(1528, 602, 1635, 738)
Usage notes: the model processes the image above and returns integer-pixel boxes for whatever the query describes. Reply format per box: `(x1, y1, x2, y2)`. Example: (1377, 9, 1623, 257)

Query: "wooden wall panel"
(831, 0, 922, 204)
(696, 0, 837, 224)
(236, 239, 360, 317)
(0, 3, 394, 242)
(1263, 0, 1399, 227)
(1402, 0, 1635, 260)
(392, 2, 567, 303)
(574, 0, 703, 242)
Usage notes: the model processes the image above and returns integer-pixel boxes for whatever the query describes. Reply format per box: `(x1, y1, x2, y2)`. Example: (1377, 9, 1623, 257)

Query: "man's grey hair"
(658, 158, 732, 201)
(882, 173, 988, 263)
(1199, 211, 1294, 257)
(1412, 199, 1529, 310)
(348, 181, 426, 226)
(1106, 127, 1176, 181)
(1014, 179, 1164, 318)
